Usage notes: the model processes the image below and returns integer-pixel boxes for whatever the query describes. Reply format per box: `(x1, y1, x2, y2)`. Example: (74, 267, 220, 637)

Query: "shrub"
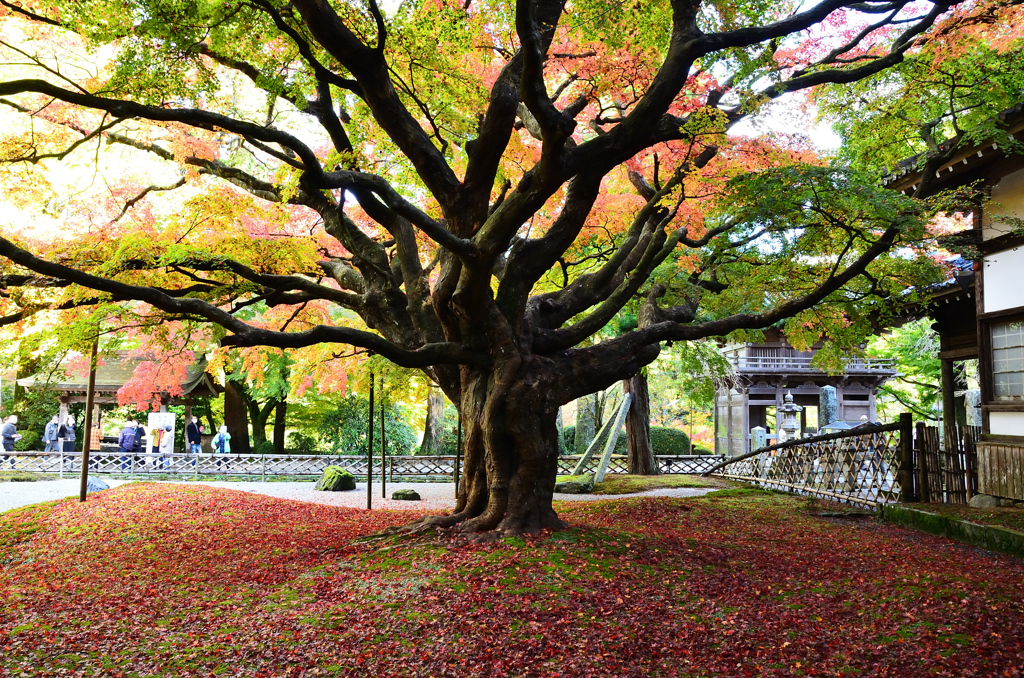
(612, 426, 691, 455)
(14, 431, 42, 452)
(561, 424, 576, 454)
(252, 440, 274, 455)
(287, 431, 321, 453)
(651, 426, 692, 455)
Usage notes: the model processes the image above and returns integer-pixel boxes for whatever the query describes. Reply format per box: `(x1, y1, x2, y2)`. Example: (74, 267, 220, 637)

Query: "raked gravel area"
(1, 478, 719, 514)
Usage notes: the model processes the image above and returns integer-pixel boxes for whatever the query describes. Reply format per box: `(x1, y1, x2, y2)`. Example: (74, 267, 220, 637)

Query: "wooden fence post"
(899, 413, 915, 502)
(915, 421, 931, 503)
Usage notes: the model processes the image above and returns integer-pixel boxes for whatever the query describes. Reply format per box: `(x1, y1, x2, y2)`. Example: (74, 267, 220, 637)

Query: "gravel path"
(1, 478, 719, 514)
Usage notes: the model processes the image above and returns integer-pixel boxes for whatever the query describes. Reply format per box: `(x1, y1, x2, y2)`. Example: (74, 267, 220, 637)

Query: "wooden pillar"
(380, 374, 386, 499)
(898, 412, 915, 502)
(79, 338, 99, 503)
(940, 358, 957, 453)
(183, 397, 192, 424)
(915, 421, 931, 503)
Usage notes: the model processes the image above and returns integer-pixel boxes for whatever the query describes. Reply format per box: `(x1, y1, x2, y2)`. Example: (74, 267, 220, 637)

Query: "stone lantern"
(777, 391, 803, 443)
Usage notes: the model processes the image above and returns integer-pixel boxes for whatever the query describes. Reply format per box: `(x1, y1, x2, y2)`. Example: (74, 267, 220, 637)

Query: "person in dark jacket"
(57, 416, 76, 469)
(186, 416, 202, 455)
(43, 416, 59, 453)
(133, 420, 145, 467)
(118, 419, 137, 471)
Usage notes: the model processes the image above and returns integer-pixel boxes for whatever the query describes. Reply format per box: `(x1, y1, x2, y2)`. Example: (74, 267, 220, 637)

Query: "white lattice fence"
(3, 451, 725, 480)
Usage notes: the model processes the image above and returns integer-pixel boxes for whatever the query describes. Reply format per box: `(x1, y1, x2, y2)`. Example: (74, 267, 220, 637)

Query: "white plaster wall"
(983, 246, 1024, 313)
(990, 411, 1024, 437)
(983, 167, 1024, 241)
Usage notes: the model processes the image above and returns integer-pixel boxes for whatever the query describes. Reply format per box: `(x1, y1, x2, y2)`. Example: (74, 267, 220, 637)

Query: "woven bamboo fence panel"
(711, 427, 903, 508)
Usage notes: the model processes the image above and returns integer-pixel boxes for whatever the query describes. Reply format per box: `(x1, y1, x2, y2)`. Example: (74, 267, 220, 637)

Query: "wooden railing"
(705, 418, 909, 508)
(727, 355, 896, 372)
(0, 450, 725, 481)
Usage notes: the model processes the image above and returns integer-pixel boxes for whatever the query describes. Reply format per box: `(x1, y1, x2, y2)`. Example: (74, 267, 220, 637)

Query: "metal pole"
(381, 373, 386, 499)
(454, 407, 462, 498)
(367, 368, 374, 510)
(79, 336, 99, 502)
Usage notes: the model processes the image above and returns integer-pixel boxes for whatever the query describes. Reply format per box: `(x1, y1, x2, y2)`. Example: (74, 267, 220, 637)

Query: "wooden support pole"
(898, 412, 915, 503)
(454, 407, 462, 499)
(940, 358, 957, 455)
(915, 421, 931, 503)
(381, 373, 386, 499)
(366, 369, 374, 511)
(78, 337, 99, 503)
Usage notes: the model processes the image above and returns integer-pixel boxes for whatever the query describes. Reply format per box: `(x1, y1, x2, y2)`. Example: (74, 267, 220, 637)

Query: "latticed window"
(992, 320, 1024, 400)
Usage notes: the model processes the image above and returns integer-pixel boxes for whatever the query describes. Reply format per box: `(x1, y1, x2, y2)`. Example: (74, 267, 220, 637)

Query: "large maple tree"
(1, 0, 1019, 534)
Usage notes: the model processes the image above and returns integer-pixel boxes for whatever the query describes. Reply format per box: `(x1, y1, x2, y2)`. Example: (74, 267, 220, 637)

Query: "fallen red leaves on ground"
(1, 484, 1022, 677)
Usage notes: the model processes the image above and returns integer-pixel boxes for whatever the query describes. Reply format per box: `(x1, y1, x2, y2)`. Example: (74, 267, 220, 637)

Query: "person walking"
(58, 416, 76, 470)
(43, 416, 59, 453)
(118, 419, 137, 471)
(212, 425, 231, 471)
(158, 424, 174, 469)
(132, 419, 145, 469)
(1, 415, 18, 467)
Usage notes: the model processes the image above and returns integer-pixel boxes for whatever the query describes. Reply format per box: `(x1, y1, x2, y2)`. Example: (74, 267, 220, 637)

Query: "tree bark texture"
(223, 380, 251, 455)
(574, 395, 596, 454)
(273, 399, 287, 454)
(623, 372, 657, 475)
(418, 386, 446, 456)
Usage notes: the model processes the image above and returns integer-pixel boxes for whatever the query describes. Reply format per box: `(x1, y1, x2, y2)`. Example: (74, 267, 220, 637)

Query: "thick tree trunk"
(574, 394, 596, 453)
(401, 360, 567, 536)
(389, 324, 661, 537)
(223, 380, 251, 455)
(418, 386, 445, 455)
(623, 372, 658, 475)
(273, 399, 287, 453)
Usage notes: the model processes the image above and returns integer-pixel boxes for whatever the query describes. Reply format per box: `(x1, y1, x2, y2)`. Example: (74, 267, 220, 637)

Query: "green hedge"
(562, 424, 692, 455)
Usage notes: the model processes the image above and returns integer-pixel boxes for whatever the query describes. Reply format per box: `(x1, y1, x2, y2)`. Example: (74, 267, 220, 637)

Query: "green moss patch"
(879, 504, 1024, 559)
(0, 470, 49, 482)
(590, 474, 728, 495)
(913, 502, 1024, 534)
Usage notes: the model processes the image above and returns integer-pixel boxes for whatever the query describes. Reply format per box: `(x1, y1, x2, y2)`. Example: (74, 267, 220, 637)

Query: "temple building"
(714, 328, 897, 456)
(885, 103, 1024, 502)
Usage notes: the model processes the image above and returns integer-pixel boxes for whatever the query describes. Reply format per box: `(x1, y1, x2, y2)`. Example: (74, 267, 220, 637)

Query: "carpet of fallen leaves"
(2, 484, 1023, 677)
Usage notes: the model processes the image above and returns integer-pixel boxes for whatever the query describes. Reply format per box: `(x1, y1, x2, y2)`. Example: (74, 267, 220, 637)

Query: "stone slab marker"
(819, 386, 838, 429)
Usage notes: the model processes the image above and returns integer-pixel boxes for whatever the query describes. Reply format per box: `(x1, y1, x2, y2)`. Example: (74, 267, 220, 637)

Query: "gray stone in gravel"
(554, 474, 594, 494)
(969, 494, 999, 508)
(391, 489, 421, 501)
(87, 478, 109, 493)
